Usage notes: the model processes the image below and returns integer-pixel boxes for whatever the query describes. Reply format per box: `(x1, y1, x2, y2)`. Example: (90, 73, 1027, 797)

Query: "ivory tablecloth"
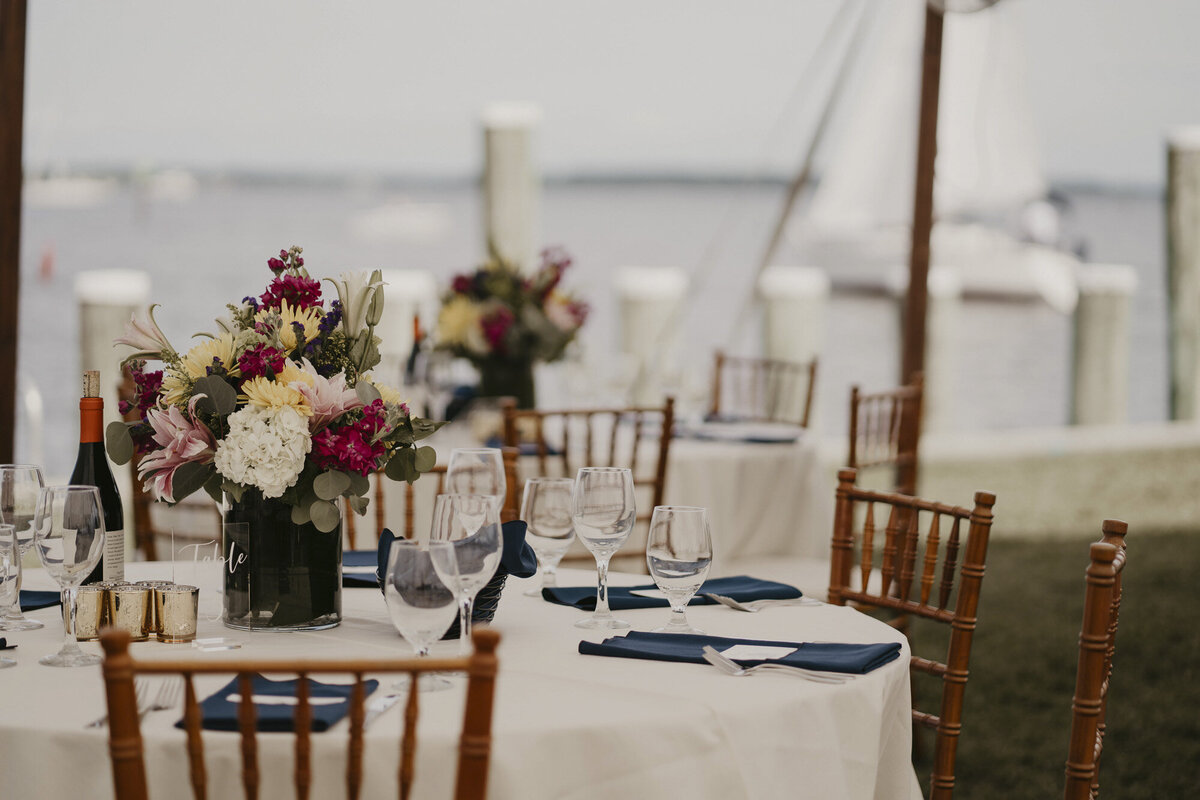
(0, 563, 919, 800)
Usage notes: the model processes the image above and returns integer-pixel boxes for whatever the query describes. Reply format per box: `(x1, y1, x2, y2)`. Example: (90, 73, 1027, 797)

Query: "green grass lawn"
(907, 530, 1200, 799)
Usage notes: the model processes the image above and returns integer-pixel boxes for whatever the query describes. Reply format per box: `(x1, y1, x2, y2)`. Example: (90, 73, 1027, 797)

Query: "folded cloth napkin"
(176, 674, 379, 733)
(579, 631, 902, 675)
(483, 436, 561, 456)
(543, 575, 802, 611)
(341, 519, 539, 590)
(19, 590, 61, 612)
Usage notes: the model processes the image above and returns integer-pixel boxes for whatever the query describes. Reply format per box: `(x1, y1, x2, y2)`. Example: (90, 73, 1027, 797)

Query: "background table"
(0, 563, 919, 799)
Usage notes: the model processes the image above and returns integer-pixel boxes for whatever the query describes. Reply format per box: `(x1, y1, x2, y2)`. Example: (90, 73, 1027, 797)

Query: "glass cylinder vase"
(477, 356, 536, 409)
(221, 490, 342, 631)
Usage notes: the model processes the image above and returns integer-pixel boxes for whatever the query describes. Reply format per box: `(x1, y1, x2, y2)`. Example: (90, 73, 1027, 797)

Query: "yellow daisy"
(276, 361, 315, 388)
(257, 301, 323, 352)
(240, 376, 313, 417)
(180, 333, 238, 379)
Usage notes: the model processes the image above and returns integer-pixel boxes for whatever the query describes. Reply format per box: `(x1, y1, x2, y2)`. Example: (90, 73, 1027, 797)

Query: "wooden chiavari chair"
(343, 450, 519, 548)
(828, 468, 996, 800)
(100, 627, 501, 800)
(1064, 520, 1128, 800)
(499, 397, 675, 569)
(709, 350, 817, 428)
(847, 373, 924, 496)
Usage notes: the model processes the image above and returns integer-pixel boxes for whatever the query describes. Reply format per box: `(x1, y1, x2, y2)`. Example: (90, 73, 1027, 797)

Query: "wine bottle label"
(104, 528, 125, 582)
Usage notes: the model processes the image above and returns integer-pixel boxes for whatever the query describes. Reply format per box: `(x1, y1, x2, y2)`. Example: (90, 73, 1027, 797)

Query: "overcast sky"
(22, 0, 1200, 186)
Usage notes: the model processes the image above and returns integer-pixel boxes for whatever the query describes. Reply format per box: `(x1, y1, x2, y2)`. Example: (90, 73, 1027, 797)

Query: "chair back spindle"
(847, 374, 924, 495)
(709, 350, 817, 428)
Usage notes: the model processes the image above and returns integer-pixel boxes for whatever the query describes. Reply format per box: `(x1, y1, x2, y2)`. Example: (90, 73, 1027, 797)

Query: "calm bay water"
(15, 177, 1166, 478)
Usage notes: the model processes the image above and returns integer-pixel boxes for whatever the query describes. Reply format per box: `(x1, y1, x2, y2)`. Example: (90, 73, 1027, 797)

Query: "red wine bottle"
(76, 370, 125, 584)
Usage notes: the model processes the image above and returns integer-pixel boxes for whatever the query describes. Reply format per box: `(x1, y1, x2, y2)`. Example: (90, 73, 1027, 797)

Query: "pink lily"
(289, 358, 362, 432)
(138, 396, 217, 503)
(114, 304, 176, 363)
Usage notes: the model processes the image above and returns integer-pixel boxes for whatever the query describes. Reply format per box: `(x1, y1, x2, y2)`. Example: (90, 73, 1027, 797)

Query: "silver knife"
(363, 691, 404, 729)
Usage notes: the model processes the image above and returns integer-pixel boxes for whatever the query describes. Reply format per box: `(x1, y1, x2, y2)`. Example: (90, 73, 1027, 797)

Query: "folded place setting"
(541, 575, 804, 611)
(174, 674, 381, 733)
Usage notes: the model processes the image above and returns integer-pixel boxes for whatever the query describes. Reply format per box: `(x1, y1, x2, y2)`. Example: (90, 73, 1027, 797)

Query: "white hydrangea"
(214, 405, 312, 498)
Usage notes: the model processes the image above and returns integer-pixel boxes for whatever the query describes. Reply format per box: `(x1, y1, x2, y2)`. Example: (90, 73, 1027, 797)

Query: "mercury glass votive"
(155, 585, 199, 643)
(69, 586, 108, 641)
(137, 581, 175, 639)
(106, 586, 152, 642)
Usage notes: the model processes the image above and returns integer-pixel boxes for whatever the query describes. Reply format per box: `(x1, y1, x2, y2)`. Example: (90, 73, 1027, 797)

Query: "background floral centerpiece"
(436, 246, 588, 408)
(108, 246, 441, 629)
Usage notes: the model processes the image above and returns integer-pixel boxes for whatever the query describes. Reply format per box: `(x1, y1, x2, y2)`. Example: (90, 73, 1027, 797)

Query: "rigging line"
(724, 0, 874, 350)
(686, 0, 867, 302)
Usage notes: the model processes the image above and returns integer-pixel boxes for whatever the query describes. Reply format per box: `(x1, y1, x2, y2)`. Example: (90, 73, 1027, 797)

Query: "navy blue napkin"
(579, 631, 901, 675)
(543, 575, 802, 611)
(176, 674, 379, 732)
(341, 519, 539, 590)
(483, 436, 560, 456)
(20, 590, 61, 612)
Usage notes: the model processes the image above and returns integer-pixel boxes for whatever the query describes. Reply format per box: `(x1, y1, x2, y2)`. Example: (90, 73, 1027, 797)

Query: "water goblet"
(445, 448, 507, 514)
(0, 525, 18, 668)
(429, 494, 503, 654)
(571, 467, 636, 630)
(0, 464, 47, 631)
(383, 540, 461, 692)
(520, 478, 576, 596)
(33, 486, 105, 667)
(645, 506, 713, 634)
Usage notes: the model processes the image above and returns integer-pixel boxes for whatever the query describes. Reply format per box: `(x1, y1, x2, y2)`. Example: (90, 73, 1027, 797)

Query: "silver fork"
(139, 678, 182, 721)
(703, 593, 823, 612)
(700, 645, 850, 684)
(86, 678, 153, 729)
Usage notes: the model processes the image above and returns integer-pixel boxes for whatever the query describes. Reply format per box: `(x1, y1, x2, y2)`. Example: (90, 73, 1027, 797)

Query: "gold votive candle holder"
(136, 580, 175, 639)
(155, 585, 199, 643)
(107, 585, 152, 642)
(70, 586, 107, 641)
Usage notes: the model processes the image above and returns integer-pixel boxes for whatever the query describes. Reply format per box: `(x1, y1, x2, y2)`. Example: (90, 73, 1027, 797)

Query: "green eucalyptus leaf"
(310, 500, 340, 533)
(222, 480, 246, 504)
(192, 376, 237, 416)
(348, 472, 370, 497)
(355, 380, 381, 406)
(313, 470, 351, 501)
(294, 503, 316, 525)
(105, 421, 135, 466)
(384, 448, 417, 483)
(202, 473, 224, 505)
(413, 446, 437, 473)
(170, 462, 213, 504)
(347, 494, 369, 516)
(409, 417, 446, 442)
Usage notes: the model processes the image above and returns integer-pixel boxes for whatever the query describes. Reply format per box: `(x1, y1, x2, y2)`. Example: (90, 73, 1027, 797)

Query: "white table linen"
(0, 563, 920, 799)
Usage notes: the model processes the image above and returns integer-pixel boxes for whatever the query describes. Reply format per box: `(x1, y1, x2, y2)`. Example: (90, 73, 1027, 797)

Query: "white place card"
(720, 644, 798, 661)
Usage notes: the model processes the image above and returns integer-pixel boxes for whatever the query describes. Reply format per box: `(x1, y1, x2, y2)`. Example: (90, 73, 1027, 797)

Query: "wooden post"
(0, 0, 26, 464)
(900, 6, 945, 385)
(1167, 128, 1200, 420)
(482, 103, 541, 271)
(1071, 264, 1137, 425)
(757, 266, 830, 364)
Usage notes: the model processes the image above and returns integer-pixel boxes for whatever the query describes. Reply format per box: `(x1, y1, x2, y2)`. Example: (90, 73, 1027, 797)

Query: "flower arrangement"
(436, 246, 589, 366)
(107, 246, 442, 533)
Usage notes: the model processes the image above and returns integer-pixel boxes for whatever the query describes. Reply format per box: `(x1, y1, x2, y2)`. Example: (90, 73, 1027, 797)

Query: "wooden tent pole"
(0, 0, 26, 463)
(900, 4, 944, 384)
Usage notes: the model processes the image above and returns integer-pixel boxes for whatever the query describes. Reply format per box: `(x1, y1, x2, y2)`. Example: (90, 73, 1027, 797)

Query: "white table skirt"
(0, 563, 920, 800)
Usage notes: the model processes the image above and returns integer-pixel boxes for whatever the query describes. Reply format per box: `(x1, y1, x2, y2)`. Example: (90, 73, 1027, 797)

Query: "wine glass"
(33, 486, 105, 667)
(0, 464, 47, 631)
(645, 506, 713, 634)
(0, 525, 18, 668)
(428, 494, 503, 654)
(445, 449, 506, 514)
(383, 540, 460, 692)
(571, 467, 636, 630)
(520, 477, 576, 596)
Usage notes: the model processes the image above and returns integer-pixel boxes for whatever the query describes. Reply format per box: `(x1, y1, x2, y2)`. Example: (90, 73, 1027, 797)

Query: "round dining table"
(0, 561, 920, 800)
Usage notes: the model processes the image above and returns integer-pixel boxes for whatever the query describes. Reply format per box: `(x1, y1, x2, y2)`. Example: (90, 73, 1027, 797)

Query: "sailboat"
(784, 0, 1079, 313)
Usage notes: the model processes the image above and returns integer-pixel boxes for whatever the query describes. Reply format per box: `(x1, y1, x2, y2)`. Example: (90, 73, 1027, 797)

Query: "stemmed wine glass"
(571, 467, 636, 630)
(33, 485, 105, 667)
(0, 465, 46, 631)
(0, 525, 18, 668)
(645, 506, 713, 634)
(383, 540, 460, 692)
(428, 494, 503, 654)
(445, 449, 507, 514)
(520, 478, 576, 596)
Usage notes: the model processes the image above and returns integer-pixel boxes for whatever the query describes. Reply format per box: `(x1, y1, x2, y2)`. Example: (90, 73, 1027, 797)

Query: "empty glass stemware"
(0, 464, 47, 631)
(383, 540, 461, 692)
(428, 494, 503, 654)
(0, 525, 18, 668)
(445, 448, 507, 514)
(645, 506, 713, 634)
(521, 478, 576, 596)
(33, 485, 105, 667)
(571, 467, 636, 630)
